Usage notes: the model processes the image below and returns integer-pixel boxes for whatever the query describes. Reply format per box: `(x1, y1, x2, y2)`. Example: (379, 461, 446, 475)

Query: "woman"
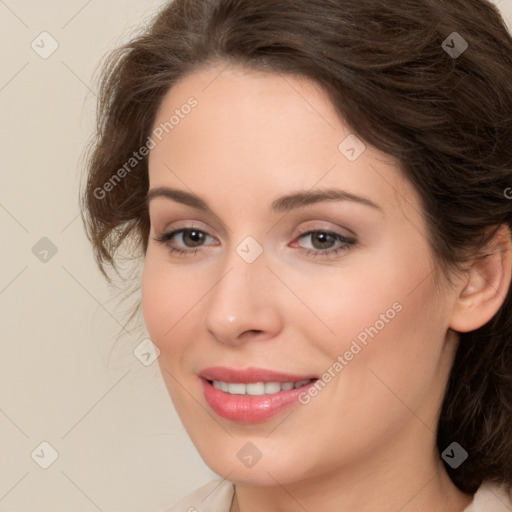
(80, 0, 512, 510)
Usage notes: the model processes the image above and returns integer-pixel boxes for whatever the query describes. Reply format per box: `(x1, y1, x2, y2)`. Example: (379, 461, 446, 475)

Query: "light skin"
(141, 62, 512, 512)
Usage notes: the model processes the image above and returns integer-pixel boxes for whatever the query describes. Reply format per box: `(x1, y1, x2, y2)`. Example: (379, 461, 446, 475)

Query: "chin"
(191, 435, 319, 487)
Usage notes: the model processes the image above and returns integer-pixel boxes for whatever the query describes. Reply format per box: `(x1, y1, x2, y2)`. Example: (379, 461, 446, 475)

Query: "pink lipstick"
(199, 366, 318, 423)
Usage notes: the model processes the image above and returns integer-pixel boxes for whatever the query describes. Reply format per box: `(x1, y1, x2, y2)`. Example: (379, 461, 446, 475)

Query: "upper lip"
(199, 366, 318, 383)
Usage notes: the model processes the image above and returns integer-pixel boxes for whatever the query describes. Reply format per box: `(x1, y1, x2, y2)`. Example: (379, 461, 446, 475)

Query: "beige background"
(0, 1, 511, 510)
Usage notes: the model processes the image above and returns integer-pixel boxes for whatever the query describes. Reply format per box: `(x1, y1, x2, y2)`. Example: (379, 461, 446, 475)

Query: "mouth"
(198, 368, 319, 423)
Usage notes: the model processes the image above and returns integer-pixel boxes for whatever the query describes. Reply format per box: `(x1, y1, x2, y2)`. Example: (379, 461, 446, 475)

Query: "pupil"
(313, 232, 333, 249)
(186, 230, 203, 246)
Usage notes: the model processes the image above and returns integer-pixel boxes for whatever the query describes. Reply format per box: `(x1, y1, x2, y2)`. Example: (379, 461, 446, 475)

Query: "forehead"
(148, 63, 416, 220)
(151, 63, 342, 158)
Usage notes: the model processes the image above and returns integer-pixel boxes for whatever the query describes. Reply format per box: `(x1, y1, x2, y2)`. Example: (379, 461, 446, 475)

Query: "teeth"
(264, 382, 281, 394)
(246, 382, 265, 395)
(227, 383, 246, 395)
(211, 379, 314, 396)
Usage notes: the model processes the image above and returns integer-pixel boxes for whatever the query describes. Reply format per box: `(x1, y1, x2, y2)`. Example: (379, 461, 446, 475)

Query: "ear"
(449, 224, 512, 333)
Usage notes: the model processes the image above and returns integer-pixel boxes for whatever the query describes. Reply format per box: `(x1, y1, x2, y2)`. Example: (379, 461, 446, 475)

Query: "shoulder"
(463, 481, 512, 512)
(155, 478, 512, 512)
(156, 479, 235, 512)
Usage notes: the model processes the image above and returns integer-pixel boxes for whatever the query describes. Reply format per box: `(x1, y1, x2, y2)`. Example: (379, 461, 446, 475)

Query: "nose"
(203, 246, 283, 346)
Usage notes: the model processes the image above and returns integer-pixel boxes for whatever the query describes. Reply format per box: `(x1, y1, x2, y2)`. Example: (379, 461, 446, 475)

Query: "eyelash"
(153, 226, 356, 259)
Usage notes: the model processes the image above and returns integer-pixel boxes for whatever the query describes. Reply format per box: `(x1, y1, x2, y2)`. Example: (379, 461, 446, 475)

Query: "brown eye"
(180, 229, 206, 247)
(294, 229, 356, 258)
(309, 232, 337, 250)
(153, 227, 217, 256)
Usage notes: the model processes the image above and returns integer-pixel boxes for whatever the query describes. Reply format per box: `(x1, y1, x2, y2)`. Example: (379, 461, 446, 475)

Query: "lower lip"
(200, 378, 318, 423)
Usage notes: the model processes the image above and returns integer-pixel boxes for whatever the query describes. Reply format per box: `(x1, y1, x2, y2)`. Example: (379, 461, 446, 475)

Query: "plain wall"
(0, 1, 511, 510)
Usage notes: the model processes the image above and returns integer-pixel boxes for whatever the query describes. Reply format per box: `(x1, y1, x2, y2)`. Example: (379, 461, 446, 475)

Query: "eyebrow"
(145, 186, 383, 214)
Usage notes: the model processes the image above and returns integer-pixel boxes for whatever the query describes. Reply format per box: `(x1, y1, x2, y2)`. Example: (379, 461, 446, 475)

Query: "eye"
(153, 227, 218, 257)
(292, 229, 356, 258)
(153, 226, 356, 259)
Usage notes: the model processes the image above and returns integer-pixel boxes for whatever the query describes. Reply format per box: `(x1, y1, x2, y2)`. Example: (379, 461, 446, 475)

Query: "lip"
(198, 366, 317, 383)
(199, 366, 318, 423)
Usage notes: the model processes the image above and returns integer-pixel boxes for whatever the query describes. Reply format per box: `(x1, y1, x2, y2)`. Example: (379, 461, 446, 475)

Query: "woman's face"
(141, 63, 462, 486)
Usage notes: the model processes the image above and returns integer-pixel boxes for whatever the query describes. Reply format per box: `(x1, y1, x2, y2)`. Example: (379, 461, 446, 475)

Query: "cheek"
(329, 254, 446, 421)
(140, 254, 201, 347)
(295, 238, 445, 397)
(141, 257, 203, 411)
(284, 246, 424, 356)
(141, 259, 168, 343)
(141, 249, 212, 342)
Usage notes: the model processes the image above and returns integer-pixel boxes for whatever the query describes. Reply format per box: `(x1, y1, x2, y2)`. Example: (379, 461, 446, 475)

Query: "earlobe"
(449, 224, 512, 333)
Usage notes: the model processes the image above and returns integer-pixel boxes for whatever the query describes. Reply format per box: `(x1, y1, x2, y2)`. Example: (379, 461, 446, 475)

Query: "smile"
(198, 366, 319, 422)
(210, 379, 315, 395)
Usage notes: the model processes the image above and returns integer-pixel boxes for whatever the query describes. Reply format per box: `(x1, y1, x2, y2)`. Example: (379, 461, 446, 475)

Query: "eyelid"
(158, 220, 214, 236)
(290, 227, 356, 250)
(158, 221, 355, 242)
(150, 205, 229, 238)
(294, 223, 356, 240)
(154, 220, 358, 258)
(164, 225, 219, 244)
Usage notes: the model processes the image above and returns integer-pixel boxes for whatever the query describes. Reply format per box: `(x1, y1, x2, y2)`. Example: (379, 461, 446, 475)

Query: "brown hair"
(80, 0, 512, 494)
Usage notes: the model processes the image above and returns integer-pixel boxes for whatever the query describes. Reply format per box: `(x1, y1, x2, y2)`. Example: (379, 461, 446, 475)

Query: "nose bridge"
(203, 238, 281, 344)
